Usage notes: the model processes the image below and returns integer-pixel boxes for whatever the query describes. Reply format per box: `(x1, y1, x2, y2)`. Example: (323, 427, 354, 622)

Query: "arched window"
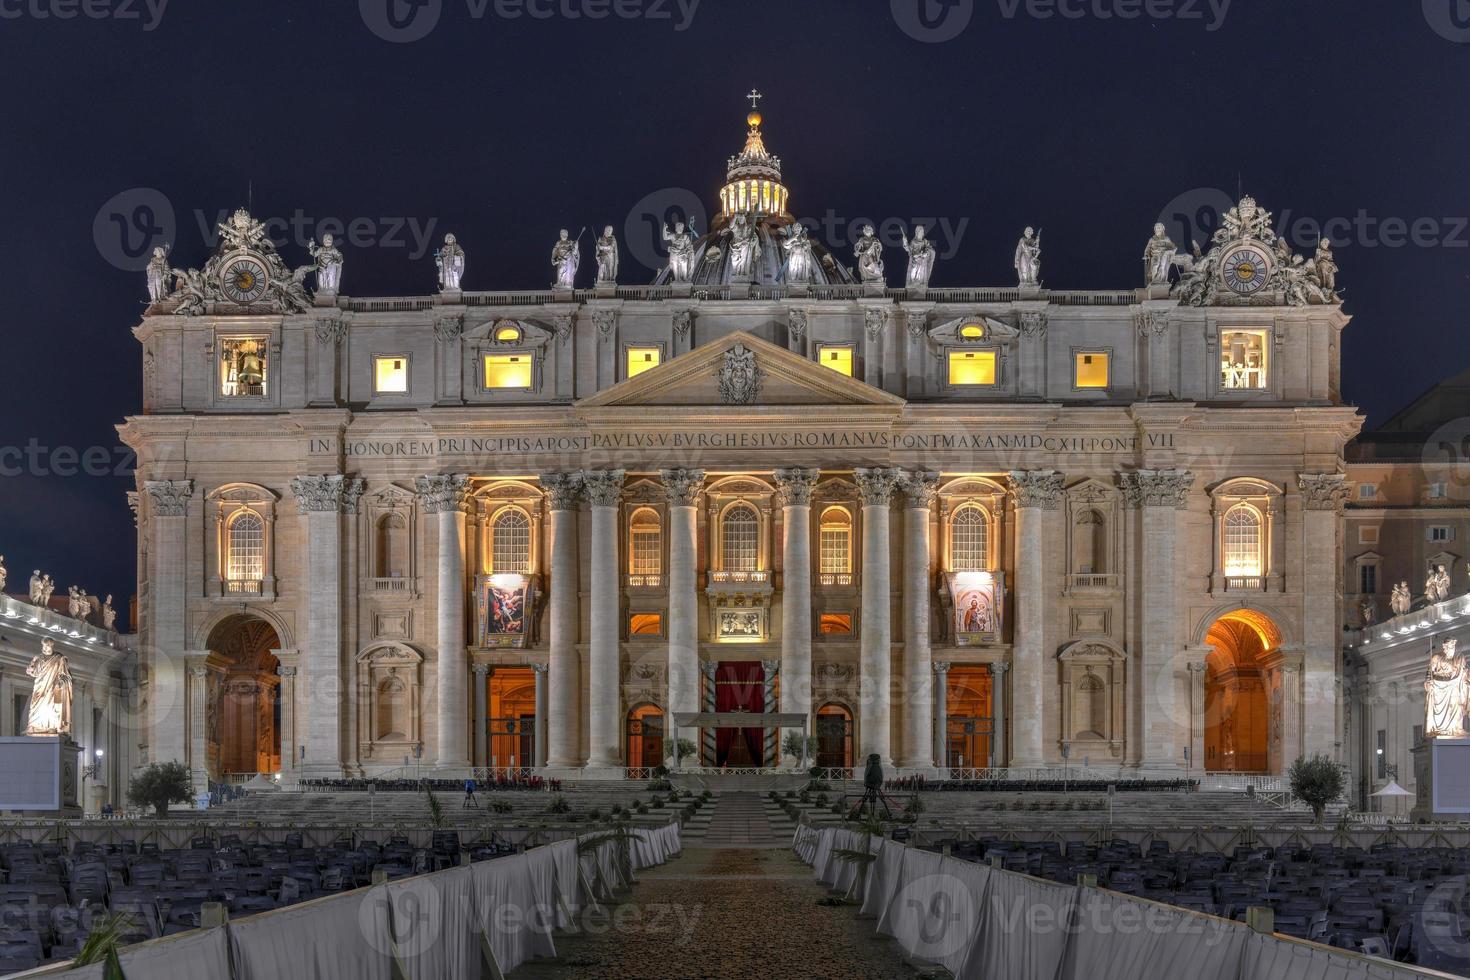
(490, 508, 531, 574)
(1222, 504, 1263, 577)
(226, 511, 264, 582)
(376, 512, 408, 578)
(1072, 509, 1106, 575)
(629, 507, 662, 578)
(949, 504, 990, 572)
(819, 506, 852, 577)
(375, 676, 407, 740)
(721, 503, 760, 572)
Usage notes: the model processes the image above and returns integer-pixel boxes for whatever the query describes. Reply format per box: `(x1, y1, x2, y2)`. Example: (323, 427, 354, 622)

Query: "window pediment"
(928, 315, 1017, 345)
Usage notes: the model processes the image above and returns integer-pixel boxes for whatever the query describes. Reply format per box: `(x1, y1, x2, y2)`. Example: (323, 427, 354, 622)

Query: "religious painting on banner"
(946, 571, 1003, 645)
(476, 574, 529, 648)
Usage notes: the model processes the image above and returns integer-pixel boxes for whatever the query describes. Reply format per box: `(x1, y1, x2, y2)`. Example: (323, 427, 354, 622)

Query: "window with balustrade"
(818, 506, 852, 584)
(1222, 503, 1264, 578)
(226, 511, 264, 588)
(720, 503, 760, 572)
(949, 504, 990, 571)
(489, 508, 531, 574)
(629, 507, 662, 584)
(376, 512, 409, 578)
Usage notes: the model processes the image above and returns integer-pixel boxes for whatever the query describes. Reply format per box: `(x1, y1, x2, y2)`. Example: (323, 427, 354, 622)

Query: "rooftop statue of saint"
(594, 226, 619, 284)
(902, 224, 935, 287)
(551, 229, 580, 289)
(25, 638, 72, 737)
(308, 234, 343, 293)
(662, 219, 696, 282)
(1015, 226, 1041, 287)
(435, 233, 465, 291)
(854, 224, 884, 284)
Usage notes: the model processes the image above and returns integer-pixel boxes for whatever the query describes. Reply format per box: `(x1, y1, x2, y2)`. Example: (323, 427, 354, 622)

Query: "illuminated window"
(626, 347, 661, 379)
(495, 324, 522, 343)
(226, 510, 264, 583)
(629, 507, 662, 577)
(373, 355, 409, 394)
(959, 323, 985, 340)
(484, 353, 533, 390)
(629, 613, 663, 636)
(819, 613, 853, 634)
(950, 504, 989, 571)
(721, 503, 760, 572)
(1074, 352, 1110, 390)
(219, 337, 268, 397)
(817, 346, 853, 377)
(490, 508, 531, 574)
(1222, 504, 1263, 577)
(819, 507, 852, 576)
(1220, 330, 1268, 390)
(948, 350, 997, 386)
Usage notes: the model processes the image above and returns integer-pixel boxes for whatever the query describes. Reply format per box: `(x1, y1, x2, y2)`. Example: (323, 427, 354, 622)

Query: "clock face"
(220, 254, 270, 304)
(1220, 245, 1272, 295)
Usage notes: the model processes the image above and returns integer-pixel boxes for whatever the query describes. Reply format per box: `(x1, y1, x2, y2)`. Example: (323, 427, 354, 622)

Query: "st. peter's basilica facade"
(122, 105, 1359, 785)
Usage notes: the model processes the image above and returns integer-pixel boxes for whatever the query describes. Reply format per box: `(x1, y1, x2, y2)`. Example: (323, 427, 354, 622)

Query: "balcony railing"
(224, 579, 263, 596)
(1224, 575, 1266, 592)
(1067, 573, 1118, 591)
(626, 574, 663, 588)
(365, 577, 414, 593)
(818, 572, 854, 587)
(708, 570, 771, 585)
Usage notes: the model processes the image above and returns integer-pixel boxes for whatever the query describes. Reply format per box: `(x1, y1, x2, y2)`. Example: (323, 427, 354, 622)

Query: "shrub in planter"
(127, 762, 193, 818)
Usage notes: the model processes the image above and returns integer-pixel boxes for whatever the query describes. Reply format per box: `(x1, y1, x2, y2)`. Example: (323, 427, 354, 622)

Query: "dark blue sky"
(1, 0, 1466, 622)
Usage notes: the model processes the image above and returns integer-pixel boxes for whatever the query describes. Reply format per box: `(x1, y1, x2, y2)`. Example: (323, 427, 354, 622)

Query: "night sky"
(1, 0, 1466, 624)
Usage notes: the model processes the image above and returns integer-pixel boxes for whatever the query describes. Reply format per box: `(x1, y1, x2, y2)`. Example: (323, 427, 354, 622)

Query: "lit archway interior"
(1203, 609, 1281, 774)
(204, 614, 282, 777)
(944, 666, 993, 769)
(625, 703, 664, 770)
(487, 668, 536, 769)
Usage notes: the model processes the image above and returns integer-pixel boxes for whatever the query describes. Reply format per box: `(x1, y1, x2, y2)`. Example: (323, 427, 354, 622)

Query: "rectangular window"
(816, 345, 853, 377)
(1429, 525, 1453, 543)
(373, 355, 409, 394)
(629, 613, 662, 637)
(1358, 563, 1378, 595)
(484, 353, 533, 390)
(947, 350, 997, 387)
(1428, 482, 1448, 500)
(625, 347, 661, 379)
(631, 529, 661, 577)
(1358, 484, 1378, 500)
(1358, 526, 1379, 545)
(219, 337, 268, 397)
(819, 613, 853, 634)
(1074, 351, 1110, 390)
(1220, 329, 1269, 390)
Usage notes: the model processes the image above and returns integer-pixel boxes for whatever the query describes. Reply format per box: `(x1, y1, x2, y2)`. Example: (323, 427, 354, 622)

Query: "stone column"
(933, 661, 950, 771)
(472, 664, 490, 768)
(276, 664, 298, 782)
(541, 473, 582, 769)
(1006, 470, 1064, 769)
(855, 467, 901, 768)
(415, 474, 472, 769)
(143, 480, 193, 766)
(899, 471, 939, 770)
(1185, 658, 1207, 773)
(187, 661, 209, 791)
(662, 469, 706, 764)
(762, 660, 780, 766)
(991, 662, 1009, 769)
(862, 309, 888, 387)
(291, 475, 361, 777)
(1119, 469, 1193, 770)
(1299, 474, 1349, 761)
(774, 468, 820, 758)
(532, 663, 549, 768)
(582, 470, 625, 773)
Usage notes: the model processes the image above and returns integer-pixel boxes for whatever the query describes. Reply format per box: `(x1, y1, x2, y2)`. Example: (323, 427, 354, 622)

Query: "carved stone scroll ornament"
(864, 307, 890, 342)
(786, 309, 807, 342)
(1297, 473, 1349, 511)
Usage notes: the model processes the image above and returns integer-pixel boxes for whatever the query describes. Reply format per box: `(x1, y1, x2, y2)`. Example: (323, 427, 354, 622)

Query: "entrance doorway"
(487, 667, 536, 770)
(626, 704, 664, 771)
(815, 703, 853, 770)
(1203, 610, 1279, 773)
(944, 666, 994, 769)
(204, 614, 282, 778)
(711, 662, 765, 767)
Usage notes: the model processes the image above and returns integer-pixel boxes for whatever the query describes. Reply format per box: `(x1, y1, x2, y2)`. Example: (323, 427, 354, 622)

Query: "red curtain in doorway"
(714, 662, 764, 766)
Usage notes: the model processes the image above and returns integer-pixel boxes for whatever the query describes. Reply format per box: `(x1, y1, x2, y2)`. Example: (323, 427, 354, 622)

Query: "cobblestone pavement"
(512, 846, 926, 980)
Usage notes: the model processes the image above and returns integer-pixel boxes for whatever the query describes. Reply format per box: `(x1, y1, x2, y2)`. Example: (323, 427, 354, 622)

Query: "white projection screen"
(0, 737, 62, 810)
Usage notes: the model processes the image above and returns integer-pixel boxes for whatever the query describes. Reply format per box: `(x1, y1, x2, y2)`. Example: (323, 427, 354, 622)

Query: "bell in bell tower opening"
(220, 337, 268, 397)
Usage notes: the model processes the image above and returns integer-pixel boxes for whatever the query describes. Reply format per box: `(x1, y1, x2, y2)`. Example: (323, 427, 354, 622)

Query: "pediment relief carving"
(206, 482, 279, 505)
(928, 315, 1017, 347)
(356, 642, 423, 665)
(465, 317, 553, 351)
(1058, 640, 1125, 662)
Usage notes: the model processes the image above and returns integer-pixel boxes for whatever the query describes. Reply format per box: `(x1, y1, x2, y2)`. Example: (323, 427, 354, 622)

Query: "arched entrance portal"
(204, 614, 282, 778)
(944, 666, 993, 770)
(487, 668, 536, 771)
(815, 703, 852, 771)
(1203, 610, 1281, 774)
(626, 704, 664, 771)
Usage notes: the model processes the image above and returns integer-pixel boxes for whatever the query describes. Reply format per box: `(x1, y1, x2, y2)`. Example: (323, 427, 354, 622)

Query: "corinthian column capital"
(1298, 473, 1349, 512)
(854, 467, 903, 506)
(661, 469, 706, 506)
(1007, 470, 1064, 510)
(539, 472, 583, 511)
(144, 479, 194, 517)
(899, 470, 940, 508)
(1118, 469, 1193, 509)
(773, 468, 821, 507)
(414, 474, 472, 514)
(580, 470, 626, 508)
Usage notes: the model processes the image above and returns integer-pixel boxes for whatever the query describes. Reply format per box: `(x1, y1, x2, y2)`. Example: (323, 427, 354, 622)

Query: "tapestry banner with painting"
(946, 571, 1003, 645)
(477, 574, 529, 647)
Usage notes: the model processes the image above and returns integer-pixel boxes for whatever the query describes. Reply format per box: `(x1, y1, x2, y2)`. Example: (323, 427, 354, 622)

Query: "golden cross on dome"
(746, 88, 763, 112)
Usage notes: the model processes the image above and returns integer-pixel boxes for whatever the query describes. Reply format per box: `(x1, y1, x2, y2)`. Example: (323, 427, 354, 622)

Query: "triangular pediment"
(576, 331, 905, 409)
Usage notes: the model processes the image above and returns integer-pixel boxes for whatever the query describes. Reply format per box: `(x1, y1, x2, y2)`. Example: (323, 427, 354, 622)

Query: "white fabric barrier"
(879, 846, 991, 976)
(229, 885, 394, 980)
(792, 824, 819, 864)
(11, 928, 234, 980)
(860, 838, 908, 919)
(1060, 887, 1249, 980)
(1237, 931, 1437, 979)
(385, 864, 480, 980)
(550, 837, 582, 927)
(468, 850, 558, 975)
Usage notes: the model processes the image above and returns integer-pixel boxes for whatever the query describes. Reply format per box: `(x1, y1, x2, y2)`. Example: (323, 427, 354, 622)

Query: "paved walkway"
(512, 846, 923, 979)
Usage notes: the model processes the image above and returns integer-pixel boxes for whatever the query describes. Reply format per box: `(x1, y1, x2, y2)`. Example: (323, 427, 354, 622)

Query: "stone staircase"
(682, 792, 792, 848)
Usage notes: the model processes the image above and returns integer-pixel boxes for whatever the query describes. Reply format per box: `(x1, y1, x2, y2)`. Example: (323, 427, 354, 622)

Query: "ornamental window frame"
(357, 484, 420, 595)
(487, 505, 533, 575)
(622, 343, 666, 381)
(371, 352, 412, 398)
(1071, 347, 1114, 394)
(943, 345, 1002, 391)
(1208, 320, 1281, 400)
(479, 350, 539, 394)
(1209, 478, 1283, 593)
(209, 329, 282, 410)
(206, 483, 279, 599)
(936, 478, 1007, 574)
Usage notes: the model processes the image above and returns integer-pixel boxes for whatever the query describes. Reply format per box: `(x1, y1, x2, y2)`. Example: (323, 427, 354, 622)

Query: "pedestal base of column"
(577, 764, 628, 781)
